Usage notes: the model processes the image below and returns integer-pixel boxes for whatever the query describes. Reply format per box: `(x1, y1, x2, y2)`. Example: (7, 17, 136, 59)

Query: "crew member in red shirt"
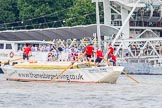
(23, 44, 32, 61)
(95, 49, 103, 67)
(109, 52, 116, 66)
(85, 44, 94, 66)
(107, 44, 114, 59)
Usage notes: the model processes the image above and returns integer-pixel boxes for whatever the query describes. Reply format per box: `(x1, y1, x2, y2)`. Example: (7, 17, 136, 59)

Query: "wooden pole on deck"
(0, 58, 23, 65)
(0, 55, 33, 65)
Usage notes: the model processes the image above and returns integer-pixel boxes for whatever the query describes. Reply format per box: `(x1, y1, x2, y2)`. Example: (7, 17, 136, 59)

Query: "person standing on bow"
(107, 44, 114, 60)
(85, 44, 94, 66)
(23, 43, 32, 61)
(108, 52, 116, 66)
(95, 48, 103, 67)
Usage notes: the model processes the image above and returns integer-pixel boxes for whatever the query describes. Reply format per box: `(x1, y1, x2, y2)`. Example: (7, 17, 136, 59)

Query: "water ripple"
(0, 75, 162, 108)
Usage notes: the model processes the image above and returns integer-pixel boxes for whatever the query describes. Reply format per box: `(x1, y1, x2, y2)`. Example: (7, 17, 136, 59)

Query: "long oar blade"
(103, 58, 139, 83)
(122, 72, 139, 83)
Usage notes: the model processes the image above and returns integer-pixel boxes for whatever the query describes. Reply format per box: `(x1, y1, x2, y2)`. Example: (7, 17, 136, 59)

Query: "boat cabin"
(0, 40, 54, 64)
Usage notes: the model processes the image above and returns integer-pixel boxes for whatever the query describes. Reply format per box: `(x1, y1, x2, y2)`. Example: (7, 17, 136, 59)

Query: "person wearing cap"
(85, 44, 94, 66)
(95, 48, 103, 67)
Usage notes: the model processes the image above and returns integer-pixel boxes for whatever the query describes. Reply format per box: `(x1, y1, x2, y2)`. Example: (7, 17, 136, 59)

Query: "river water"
(0, 74, 162, 108)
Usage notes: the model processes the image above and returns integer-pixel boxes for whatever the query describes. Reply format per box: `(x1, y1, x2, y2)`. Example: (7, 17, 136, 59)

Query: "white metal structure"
(92, 0, 162, 74)
(92, 0, 162, 58)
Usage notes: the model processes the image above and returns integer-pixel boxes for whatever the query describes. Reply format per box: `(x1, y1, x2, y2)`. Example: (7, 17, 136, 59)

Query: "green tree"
(0, 0, 19, 29)
(65, 0, 96, 26)
(17, 0, 75, 28)
(0, 0, 103, 30)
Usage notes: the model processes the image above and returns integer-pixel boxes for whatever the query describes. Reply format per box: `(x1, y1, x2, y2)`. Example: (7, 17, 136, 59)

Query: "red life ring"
(9, 51, 14, 58)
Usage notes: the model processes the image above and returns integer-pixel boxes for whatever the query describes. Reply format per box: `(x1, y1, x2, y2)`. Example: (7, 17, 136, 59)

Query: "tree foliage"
(0, 0, 18, 24)
(0, 0, 103, 30)
(65, 0, 96, 26)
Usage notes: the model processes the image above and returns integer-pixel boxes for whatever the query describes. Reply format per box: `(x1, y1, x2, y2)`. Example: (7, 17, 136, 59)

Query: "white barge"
(1, 62, 124, 83)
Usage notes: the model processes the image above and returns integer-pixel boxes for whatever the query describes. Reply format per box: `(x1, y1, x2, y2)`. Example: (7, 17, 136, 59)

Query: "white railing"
(159, 0, 162, 3)
(120, 0, 145, 3)
(120, 0, 136, 3)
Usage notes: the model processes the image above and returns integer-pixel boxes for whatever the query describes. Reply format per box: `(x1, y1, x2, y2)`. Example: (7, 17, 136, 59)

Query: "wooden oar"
(50, 52, 86, 83)
(0, 58, 23, 65)
(102, 58, 139, 83)
(102, 57, 112, 66)
(0, 55, 33, 65)
(122, 71, 139, 83)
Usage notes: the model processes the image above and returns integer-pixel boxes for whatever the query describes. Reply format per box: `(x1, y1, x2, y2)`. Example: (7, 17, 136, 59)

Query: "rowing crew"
(21, 43, 116, 67)
(85, 43, 116, 67)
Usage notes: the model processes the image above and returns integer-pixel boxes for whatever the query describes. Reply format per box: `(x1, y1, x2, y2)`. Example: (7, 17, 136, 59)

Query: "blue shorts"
(107, 55, 111, 59)
(95, 58, 102, 63)
(109, 60, 116, 66)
